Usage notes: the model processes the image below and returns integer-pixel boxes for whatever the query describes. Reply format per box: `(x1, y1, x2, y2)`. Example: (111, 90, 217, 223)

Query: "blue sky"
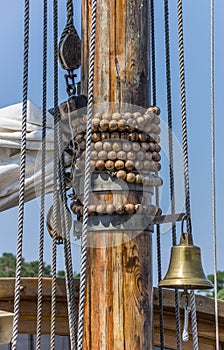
(0, 0, 223, 282)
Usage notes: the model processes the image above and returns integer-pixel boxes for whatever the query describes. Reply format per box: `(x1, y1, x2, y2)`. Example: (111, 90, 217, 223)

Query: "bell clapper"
(182, 291, 191, 342)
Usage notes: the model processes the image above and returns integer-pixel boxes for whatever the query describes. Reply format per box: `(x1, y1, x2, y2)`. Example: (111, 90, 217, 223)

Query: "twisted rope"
(211, 0, 219, 348)
(36, 1, 48, 349)
(50, 1, 59, 348)
(150, 0, 164, 348)
(77, 0, 97, 348)
(177, 1, 198, 348)
(164, 1, 182, 348)
(11, 1, 30, 348)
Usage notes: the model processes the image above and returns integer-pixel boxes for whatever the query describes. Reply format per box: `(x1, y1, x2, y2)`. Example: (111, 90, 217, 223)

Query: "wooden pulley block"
(103, 141, 112, 152)
(125, 160, 135, 171)
(94, 141, 103, 151)
(99, 119, 109, 131)
(135, 160, 143, 171)
(118, 119, 127, 131)
(98, 150, 107, 160)
(152, 152, 161, 162)
(111, 132, 120, 139)
(126, 172, 136, 183)
(115, 160, 124, 170)
(124, 203, 135, 214)
(112, 141, 121, 152)
(101, 132, 110, 140)
(92, 132, 101, 142)
(128, 132, 139, 142)
(58, 29, 81, 70)
(127, 151, 136, 160)
(116, 170, 127, 180)
(105, 160, 115, 171)
(106, 204, 116, 215)
(88, 204, 96, 216)
(109, 120, 118, 131)
(117, 150, 126, 160)
(112, 112, 121, 121)
(108, 150, 117, 160)
(96, 159, 105, 170)
(122, 141, 132, 152)
(138, 132, 148, 142)
(96, 204, 106, 215)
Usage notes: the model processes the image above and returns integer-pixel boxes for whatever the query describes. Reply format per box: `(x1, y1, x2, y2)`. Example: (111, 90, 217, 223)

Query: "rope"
(151, 0, 164, 348)
(11, 1, 30, 348)
(164, 1, 182, 348)
(211, 0, 219, 348)
(50, 1, 59, 348)
(177, 1, 198, 348)
(59, 0, 76, 48)
(35, 1, 48, 348)
(77, 0, 97, 348)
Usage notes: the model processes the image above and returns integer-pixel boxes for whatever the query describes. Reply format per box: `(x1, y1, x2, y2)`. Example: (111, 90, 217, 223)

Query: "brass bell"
(159, 215, 213, 290)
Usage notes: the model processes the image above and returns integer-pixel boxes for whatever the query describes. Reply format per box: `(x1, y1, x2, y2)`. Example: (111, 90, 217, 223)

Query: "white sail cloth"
(0, 101, 57, 211)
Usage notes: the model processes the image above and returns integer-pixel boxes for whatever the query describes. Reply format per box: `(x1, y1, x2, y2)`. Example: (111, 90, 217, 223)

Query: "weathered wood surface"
(1, 279, 223, 349)
(81, 0, 152, 349)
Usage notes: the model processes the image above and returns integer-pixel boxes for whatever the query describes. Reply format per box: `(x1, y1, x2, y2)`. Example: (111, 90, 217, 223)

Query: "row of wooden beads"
(91, 140, 161, 153)
(71, 202, 161, 217)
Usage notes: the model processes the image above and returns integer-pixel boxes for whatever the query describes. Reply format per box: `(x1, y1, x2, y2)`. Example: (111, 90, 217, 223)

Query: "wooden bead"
(151, 124, 161, 134)
(117, 150, 126, 160)
(96, 160, 105, 170)
(112, 141, 121, 152)
(156, 163, 161, 171)
(145, 152, 152, 161)
(125, 160, 135, 171)
(105, 160, 115, 171)
(152, 152, 161, 162)
(135, 174, 143, 184)
(143, 160, 151, 171)
(94, 112, 102, 119)
(133, 112, 142, 120)
(132, 142, 141, 152)
(75, 134, 83, 144)
(115, 160, 124, 170)
(141, 142, 150, 152)
(118, 119, 127, 131)
(138, 132, 148, 142)
(116, 170, 126, 180)
(90, 160, 96, 171)
(148, 142, 156, 152)
(153, 115, 160, 125)
(79, 140, 86, 150)
(136, 116, 145, 129)
(92, 132, 101, 142)
(112, 112, 121, 121)
(128, 132, 139, 142)
(116, 206, 125, 214)
(108, 150, 117, 160)
(135, 203, 142, 212)
(99, 119, 109, 131)
(126, 172, 136, 183)
(144, 125, 152, 133)
(102, 112, 111, 120)
(150, 134, 160, 143)
(123, 112, 132, 120)
(127, 118, 137, 130)
(94, 141, 103, 151)
(96, 204, 105, 215)
(124, 203, 135, 214)
(144, 113, 153, 124)
(111, 132, 120, 139)
(122, 141, 132, 152)
(92, 117, 101, 129)
(127, 151, 136, 160)
(109, 120, 118, 131)
(106, 204, 115, 215)
(98, 150, 107, 160)
(154, 143, 161, 152)
(152, 106, 160, 115)
(136, 150, 144, 161)
(103, 141, 112, 151)
(91, 151, 98, 160)
(88, 205, 96, 216)
(135, 160, 143, 171)
(101, 132, 110, 140)
(150, 161, 157, 172)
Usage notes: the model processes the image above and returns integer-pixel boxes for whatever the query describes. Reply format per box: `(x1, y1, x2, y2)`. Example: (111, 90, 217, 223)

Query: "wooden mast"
(81, 1, 152, 349)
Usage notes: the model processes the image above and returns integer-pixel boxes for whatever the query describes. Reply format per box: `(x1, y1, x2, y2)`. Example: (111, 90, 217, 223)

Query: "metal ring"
(181, 213, 192, 235)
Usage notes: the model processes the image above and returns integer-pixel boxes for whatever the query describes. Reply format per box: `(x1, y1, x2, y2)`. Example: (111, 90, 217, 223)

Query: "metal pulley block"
(58, 28, 81, 71)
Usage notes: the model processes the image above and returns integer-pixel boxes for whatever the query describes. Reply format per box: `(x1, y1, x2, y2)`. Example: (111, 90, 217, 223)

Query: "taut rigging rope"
(77, 0, 97, 348)
(164, 0, 182, 348)
(11, 1, 30, 348)
(210, 0, 219, 348)
(36, 1, 48, 349)
(177, 0, 198, 348)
